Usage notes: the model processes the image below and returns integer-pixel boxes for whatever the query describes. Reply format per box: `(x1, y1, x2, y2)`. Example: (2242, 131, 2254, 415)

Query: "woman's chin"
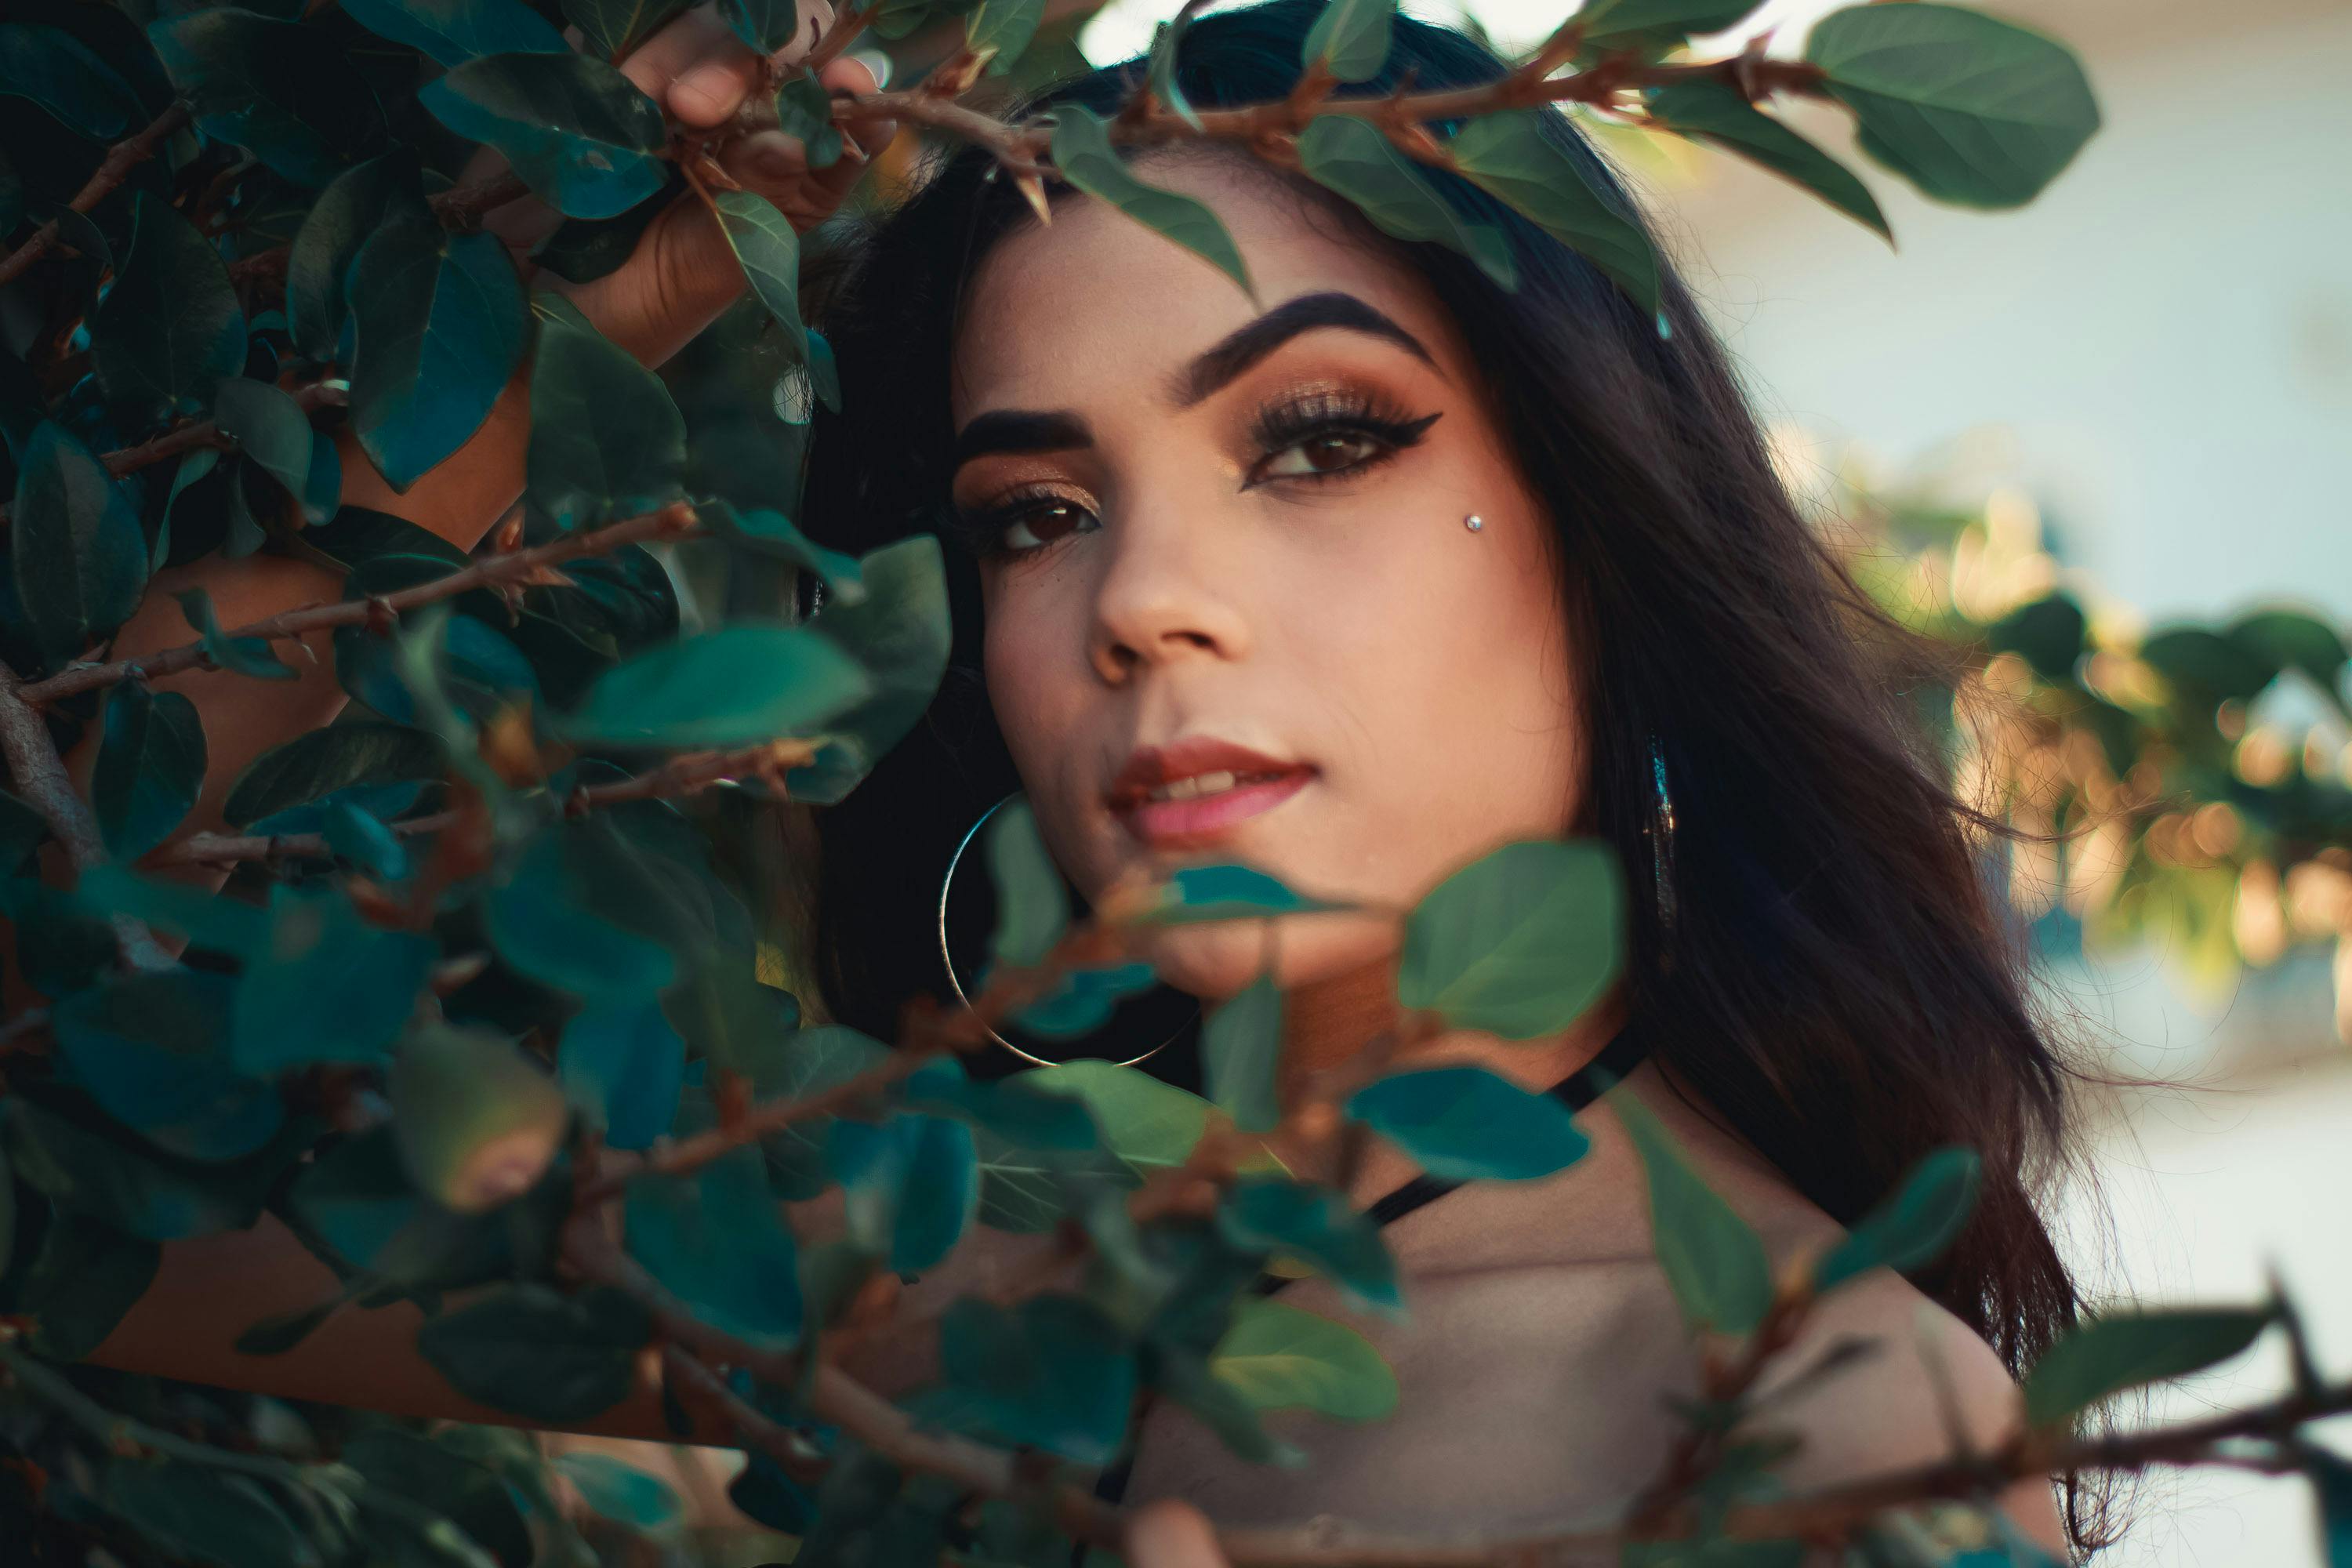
(1139, 910, 1401, 1004)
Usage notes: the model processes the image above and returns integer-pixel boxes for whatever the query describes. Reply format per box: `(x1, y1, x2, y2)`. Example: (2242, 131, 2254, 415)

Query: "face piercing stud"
(1465, 514, 1485, 532)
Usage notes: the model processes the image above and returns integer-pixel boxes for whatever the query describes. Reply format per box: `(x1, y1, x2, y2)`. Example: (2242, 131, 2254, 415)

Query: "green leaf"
(1346, 1065, 1589, 1181)
(422, 53, 667, 220)
(1298, 115, 1515, 289)
(940, 1294, 1136, 1463)
(1202, 975, 1281, 1134)
(1614, 1094, 1773, 1335)
(147, 9, 386, 189)
(772, 74, 843, 165)
(626, 1145, 803, 1348)
(702, 499, 866, 602)
(787, 537, 953, 804)
(231, 886, 440, 1074)
(713, 190, 808, 363)
(1210, 1298, 1397, 1420)
(717, 0, 800, 53)
(1985, 591, 2087, 683)
(10, 1200, 159, 1361)
(1217, 1177, 1399, 1313)
(559, 999, 684, 1149)
(985, 795, 1068, 968)
(175, 586, 297, 680)
(1302, 0, 1394, 82)
(289, 1123, 564, 1293)
(2230, 609, 2349, 716)
(288, 153, 414, 363)
(1154, 1347, 1304, 1466)
(93, 682, 205, 860)
(392, 1022, 572, 1212)
(553, 1454, 684, 1537)
(2140, 626, 2277, 706)
(1815, 1146, 1981, 1291)
(342, 0, 568, 68)
(72, 863, 269, 962)
(483, 823, 681, 1003)
(51, 970, 283, 1162)
(341, 1428, 533, 1568)
(1396, 838, 1622, 1040)
(561, 621, 873, 749)
(904, 1058, 1102, 1152)
(826, 1112, 978, 1273)
(1575, 0, 1763, 49)
(1011, 959, 1160, 1039)
(967, 0, 1044, 74)
(213, 379, 315, 514)
(1144, 862, 1338, 926)
(2307, 1450, 2352, 1568)
(1448, 108, 1661, 317)
(1030, 1059, 1210, 1179)
(10, 420, 148, 660)
(1145, 13, 1201, 131)
(740, 1023, 891, 1198)
(0, 23, 145, 140)
(100, 1458, 316, 1568)
(417, 1283, 652, 1423)
(1052, 106, 1253, 296)
(3, 1097, 273, 1242)
(563, 0, 694, 60)
(350, 199, 530, 490)
(1644, 81, 1889, 241)
(2021, 1307, 2273, 1429)
(324, 797, 408, 879)
(223, 721, 443, 828)
(528, 294, 687, 529)
(1805, 3, 2100, 209)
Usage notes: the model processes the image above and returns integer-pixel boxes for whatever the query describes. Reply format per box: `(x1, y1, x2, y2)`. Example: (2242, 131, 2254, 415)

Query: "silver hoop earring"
(1645, 737, 1679, 945)
(937, 793, 1189, 1069)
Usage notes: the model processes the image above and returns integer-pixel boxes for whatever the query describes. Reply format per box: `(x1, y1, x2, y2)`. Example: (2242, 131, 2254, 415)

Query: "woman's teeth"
(1146, 770, 1247, 803)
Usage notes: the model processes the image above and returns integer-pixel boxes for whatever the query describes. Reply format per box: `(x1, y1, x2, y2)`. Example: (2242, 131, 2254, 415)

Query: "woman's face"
(951, 155, 1585, 1000)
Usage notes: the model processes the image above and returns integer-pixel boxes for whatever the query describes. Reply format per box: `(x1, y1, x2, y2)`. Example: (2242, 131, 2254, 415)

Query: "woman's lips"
(1112, 768, 1315, 850)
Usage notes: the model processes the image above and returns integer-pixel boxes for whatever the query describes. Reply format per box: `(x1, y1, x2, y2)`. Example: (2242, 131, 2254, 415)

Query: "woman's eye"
(1000, 499, 1098, 552)
(1258, 429, 1385, 481)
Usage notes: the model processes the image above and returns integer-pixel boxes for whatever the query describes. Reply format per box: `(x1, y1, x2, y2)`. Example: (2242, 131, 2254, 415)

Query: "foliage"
(0, 2, 2332, 1568)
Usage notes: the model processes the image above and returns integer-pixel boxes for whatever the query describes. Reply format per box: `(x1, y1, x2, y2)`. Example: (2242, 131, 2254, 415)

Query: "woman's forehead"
(949, 156, 1458, 423)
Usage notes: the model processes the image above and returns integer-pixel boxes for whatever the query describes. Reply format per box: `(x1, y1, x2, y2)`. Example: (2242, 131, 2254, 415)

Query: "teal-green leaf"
(223, 721, 444, 828)
(2308, 1450, 2352, 1568)
(213, 378, 316, 505)
(1448, 108, 1661, 316)
(230, 886, 439, 1074)
(323, 797, 408, 880)
(94, 682, 205, 860)
(342, 0, 568, 68)
(0, 23, 146, 140)
(1646, 80, 1889, 240)
(1397, 838, 1622, 1040)
(1145, 13, 1202, 130)
(717, 0, 800, 53)
(1575, 0, 1764, 49)
(559, 999, 684, 1149)
(903, 1058, 1102, 1153)
(1203, 975, 1282, 1134)
(772, 74, 844, 165)
(626, 1145, 803, 1348)
(288, 153, 415, 363)
(52, 969, 284, 1163)
(416, 1283, 652, 1423)
(175, 586, 297, 681)
(1217, 1177, 1399, 1313)
(11, 420, 148, 662)
(2, 1097, 274, 1243)
(100, 1458, 316, 1568)
(786, 537, 952, 804)
(527, 294, 686, 529)
(1030, 1059, 1210, 1180)
(1052, 106, 1253, 297)
(390, 1022, 571, 1212)
(826, 1112, 978, 1273)
(1814, 1145, 1981, 1292)
(702, 499, 866, 603)
(72, 864, 269, 963)
(1986, 591, 2088, 684)
(483, 826, 680, 1003)
(562, 0, 694, 60)
(1011, 958, 1159, 1040)
(713, 190, 809, 363)
(739, 1023, 890, 1199)
(561, 621, 873, 749)
(985, 795, 1068, 968)
(554, 1454, 684, 1537)
(966, 0, 1045, 74)
(349, 200, 529, 489)
(1210, 1298, 1397, 1421)
(1144, 862, 1340, 926)
(1804, 3, 2100, 209)
(421, 52, 667, 220)
(2021, 1307, 2273, 1429)
(1347, 1065, 1590, 1181)
(1616, 1094, 1773, 1335)
(1298, 114, 1515, 289)
(940, 1294, 1136, 1464)
(147, 9, 386, 189)
(11, 1200, 159, 1361)
(340, 1427, 533, 1568)
(1154, 1347, 1304, 1466)
(1301, 0, 1394, 82)
(2230, 608, 2349, 718)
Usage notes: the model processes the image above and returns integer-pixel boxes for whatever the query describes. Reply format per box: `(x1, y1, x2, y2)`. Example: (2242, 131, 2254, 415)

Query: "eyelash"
(949, 390, 1442, 560)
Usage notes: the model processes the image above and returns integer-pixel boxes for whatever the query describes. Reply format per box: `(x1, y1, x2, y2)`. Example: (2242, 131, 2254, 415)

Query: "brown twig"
(0, 103, 192, 292)
(16, 502, 703, 707)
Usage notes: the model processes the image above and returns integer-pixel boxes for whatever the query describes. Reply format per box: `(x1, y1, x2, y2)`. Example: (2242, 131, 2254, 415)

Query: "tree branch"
(0, 103, 192, 292)
(16, 502, 704, 707)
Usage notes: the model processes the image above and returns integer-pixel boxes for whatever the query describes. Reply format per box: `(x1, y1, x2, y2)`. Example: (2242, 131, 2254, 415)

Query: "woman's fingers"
(1123, 1501, 1229, 1568)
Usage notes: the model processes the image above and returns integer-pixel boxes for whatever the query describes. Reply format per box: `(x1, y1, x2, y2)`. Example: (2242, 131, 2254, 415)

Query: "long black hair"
(801, 0, 2098, 1541)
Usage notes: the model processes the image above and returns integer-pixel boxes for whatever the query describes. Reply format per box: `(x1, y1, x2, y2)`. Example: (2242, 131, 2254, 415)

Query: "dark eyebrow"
(1172, 292, 1438, 408)
(951, 409, 1093, 471)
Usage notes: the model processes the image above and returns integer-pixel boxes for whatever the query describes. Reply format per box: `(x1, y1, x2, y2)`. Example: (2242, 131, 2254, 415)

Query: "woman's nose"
(1087, 499, 1254, 684)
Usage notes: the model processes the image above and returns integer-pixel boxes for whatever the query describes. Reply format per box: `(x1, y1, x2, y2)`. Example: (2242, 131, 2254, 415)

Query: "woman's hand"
(485, 2, 898, 368)
(1123, 1501, 1231, 1568)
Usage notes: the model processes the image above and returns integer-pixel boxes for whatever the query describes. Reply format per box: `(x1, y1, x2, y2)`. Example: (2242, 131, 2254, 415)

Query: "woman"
(78, 0, 2094, 1556)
